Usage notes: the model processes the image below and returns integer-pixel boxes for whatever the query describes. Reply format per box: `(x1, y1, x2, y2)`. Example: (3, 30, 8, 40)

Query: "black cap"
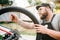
(36, 3, 51, 10)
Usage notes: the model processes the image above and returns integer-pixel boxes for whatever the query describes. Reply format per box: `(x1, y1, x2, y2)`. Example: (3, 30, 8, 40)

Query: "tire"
(0, 7, 40, 24)
(0, 7, 41, 40)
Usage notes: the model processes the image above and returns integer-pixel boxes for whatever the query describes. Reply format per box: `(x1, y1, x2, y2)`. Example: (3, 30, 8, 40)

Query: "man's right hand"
(11, 14, 19, 23)
(10, 14, 34, 29)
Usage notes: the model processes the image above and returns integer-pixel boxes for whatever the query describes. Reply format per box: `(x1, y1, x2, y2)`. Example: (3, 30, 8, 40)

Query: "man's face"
(38, 7, 48, 20)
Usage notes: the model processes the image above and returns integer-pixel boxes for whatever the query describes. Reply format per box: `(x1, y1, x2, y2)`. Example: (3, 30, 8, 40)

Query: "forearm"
(46, 29, 60, 40)
(17, 19, 34, 29)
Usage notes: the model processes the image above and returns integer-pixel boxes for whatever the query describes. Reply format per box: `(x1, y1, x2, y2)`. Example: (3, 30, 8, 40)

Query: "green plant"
(0, 0, 13, 6)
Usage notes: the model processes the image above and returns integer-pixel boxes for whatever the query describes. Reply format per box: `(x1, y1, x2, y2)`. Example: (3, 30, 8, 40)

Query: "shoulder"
(54, 14, 60, 22)
(52, 14, 60, 22)
(55, 14, 60, 17)
(54, 14, 60, 19)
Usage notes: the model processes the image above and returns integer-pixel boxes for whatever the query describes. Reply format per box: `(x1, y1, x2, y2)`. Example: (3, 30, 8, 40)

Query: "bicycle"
(0, 0, 40, 40)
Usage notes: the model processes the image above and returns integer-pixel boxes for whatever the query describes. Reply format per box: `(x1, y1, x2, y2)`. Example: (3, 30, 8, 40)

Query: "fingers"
(10, 14, 15, 21)
(35, 24, 43, 27)
(34, 24, 41, 30)
(11, 14, 19, 19)
(34, 24, 48, 34)
(34, 24, 48, 29)
(10, 14, 13, 21)
(34, 26, 40, 29)
(34, 24, 40, 26)
(34, 25, 42, 33)
(35, 24, 48, 28)
(11, 14, 17, 18)
(10, 14, 19, 22)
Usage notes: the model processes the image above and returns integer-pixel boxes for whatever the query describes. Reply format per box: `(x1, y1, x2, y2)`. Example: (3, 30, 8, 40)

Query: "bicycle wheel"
(0, 7, 41, 40)
(0, 7, 40, 24)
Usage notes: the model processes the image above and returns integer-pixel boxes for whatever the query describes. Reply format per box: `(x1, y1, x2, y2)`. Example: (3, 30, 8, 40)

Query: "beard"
(40, 13, 48, 20)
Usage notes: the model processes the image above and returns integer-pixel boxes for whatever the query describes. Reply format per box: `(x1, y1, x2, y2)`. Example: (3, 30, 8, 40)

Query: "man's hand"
(10, 14, 19, 23)
(34, 24, 48, 34)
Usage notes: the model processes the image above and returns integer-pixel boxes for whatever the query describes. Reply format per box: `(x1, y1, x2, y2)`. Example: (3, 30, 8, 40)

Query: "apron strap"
(51, 14, 56, 22)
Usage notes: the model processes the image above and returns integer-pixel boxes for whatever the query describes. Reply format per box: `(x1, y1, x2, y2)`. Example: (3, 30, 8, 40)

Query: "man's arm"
(17, 19, 35, 29)
(35, 24, 60, 40)
(11, 14, 34, 29)
(46, 14, 60, 40)
(46, 29, 60, 40)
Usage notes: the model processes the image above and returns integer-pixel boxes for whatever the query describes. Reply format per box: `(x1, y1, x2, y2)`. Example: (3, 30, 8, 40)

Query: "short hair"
(36, 3, 51, 10)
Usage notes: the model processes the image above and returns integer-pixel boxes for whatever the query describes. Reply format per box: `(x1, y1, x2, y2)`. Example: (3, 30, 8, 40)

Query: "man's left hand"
(34, 24, 48, 34)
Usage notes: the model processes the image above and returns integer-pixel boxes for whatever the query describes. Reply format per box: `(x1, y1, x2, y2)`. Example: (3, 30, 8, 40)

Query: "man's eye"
(39, 9, 41, 10)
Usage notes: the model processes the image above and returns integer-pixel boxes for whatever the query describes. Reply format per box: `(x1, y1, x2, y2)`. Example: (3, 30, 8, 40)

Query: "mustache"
(40, 14, 48, 20)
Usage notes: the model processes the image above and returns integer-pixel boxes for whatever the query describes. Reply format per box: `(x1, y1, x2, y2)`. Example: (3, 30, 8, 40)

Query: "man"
(11, 3, 60, 40)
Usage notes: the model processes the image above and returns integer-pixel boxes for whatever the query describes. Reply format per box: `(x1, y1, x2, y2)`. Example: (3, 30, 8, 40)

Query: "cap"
(36, 3, 51, 10)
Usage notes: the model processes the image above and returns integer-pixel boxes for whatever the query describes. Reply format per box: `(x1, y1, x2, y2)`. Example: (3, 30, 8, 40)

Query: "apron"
(36, 14, 56, 40)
